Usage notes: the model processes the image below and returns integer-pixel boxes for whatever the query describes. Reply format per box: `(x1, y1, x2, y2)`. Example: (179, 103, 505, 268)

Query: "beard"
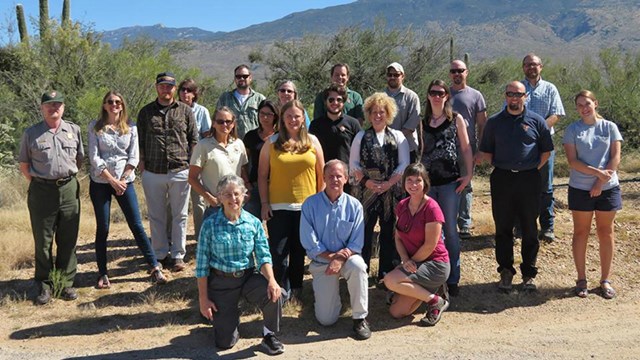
(508, 103, 522, 112)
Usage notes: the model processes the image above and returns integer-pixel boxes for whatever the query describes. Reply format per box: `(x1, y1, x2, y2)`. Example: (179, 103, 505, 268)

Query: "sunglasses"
(179, 88, 193, 93)
(215, 119, 234, 125)
(278, 88, 294, 94)
(235, 74, 250, 80)
(106, 99, 122, 106)
(428, 90, 447, 98)
(259, 110, 275, 117)
(328, 97, 344, 104)
(449, 69, 466, 74)
(386, 72, 401, 78)
(506, 91, 526, 98)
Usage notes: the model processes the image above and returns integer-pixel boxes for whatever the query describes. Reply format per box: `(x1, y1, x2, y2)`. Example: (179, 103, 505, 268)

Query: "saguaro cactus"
(39, 0, 49, 38)
(16, 4, 29, 44)
(62, 0, 70, 28)
(464, 53, 470, 67)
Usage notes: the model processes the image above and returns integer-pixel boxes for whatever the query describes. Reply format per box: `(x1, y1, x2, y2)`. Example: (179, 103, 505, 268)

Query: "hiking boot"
(539, 230, 555, 243)
(498, 269, 514, 292)
(459, 228, 472, 239)
(353, 318, 371, 340)
(420, 296, 449, 326)
(261, 333, 285, 355)
(522, 277, 537, 291)
(36, 286, 51, 305)
(172, 259, 186, 272)
(151, 268, 167, 284)
(61, 287, 78, 301)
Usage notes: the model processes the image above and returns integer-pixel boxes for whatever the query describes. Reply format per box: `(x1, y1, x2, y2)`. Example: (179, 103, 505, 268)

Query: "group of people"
(18, 52, 623, 355)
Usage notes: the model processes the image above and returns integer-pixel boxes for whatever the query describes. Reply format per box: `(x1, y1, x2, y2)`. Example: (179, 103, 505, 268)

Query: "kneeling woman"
(383, 163, 450, 326)
(196, 175, 285, 355)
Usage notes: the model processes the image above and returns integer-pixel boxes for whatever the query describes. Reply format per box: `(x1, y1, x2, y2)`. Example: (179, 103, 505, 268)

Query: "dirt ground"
(1, 176, 639, 360)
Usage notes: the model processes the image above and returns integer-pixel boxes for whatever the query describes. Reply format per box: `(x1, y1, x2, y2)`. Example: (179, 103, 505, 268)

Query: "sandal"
(96, 274, 111, 289)
(151, 268, 167, 285)
(600, 280, 616, 299)
(575, 279, 588, 298)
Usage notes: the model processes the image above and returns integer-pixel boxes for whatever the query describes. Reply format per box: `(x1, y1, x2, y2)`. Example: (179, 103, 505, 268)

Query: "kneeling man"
(300, 160, 371, 340)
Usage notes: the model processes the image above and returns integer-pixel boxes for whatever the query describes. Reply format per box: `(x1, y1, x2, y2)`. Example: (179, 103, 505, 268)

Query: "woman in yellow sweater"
(258, 100, 325, 300)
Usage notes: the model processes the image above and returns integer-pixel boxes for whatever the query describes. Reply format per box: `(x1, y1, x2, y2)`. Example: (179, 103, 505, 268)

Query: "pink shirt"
(395, 197, 449, 263)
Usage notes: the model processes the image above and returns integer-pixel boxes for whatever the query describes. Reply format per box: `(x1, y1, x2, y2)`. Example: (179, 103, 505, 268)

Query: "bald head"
(505, 81, 525, 93)
(505, 81, 527, 115)
(449, 60, 468, 88)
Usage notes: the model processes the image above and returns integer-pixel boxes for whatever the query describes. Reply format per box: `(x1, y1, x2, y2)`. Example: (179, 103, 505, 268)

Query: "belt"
(496, 168, 537, 173)
(32, 175, 75, 186)
(212, 268, 253, 278)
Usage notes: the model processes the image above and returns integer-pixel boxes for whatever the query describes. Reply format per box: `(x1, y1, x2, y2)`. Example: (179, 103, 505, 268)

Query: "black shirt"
(309, 114, 361, 164)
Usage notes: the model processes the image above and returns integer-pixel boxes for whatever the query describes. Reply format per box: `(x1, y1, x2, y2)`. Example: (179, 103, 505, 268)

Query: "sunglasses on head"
(506, 91, 526, 98)
(428, 90, 447, 98)
(235, 74, 250, 80)
(215, 119, 234, 125)
(328, 97, 344, 104)
(449, 69, 466, 74)
(106, 99, 122, 105)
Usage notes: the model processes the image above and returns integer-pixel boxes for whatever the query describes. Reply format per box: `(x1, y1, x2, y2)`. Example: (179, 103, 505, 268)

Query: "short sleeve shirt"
(190, 137, 248, 195)
(450, 86, 487, 151)
(395, 197, 449, 263)
(309, 113, 361, 164)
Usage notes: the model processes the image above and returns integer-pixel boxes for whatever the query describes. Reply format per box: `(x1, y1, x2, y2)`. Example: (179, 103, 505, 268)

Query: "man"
(300, 160, 371, 340)
(216, 64, 265, 139)
(178, 78, 212, 240)
(19, 90, 83, 305)
(478, 81, 553, 292)
(384, 62, 421, 163)
(449, 60, 488, 240)
(138, 72, 198, 272)
(313, 63, 364, 123)
(521, 53, 565, 242)
(309, 84, 361, 193)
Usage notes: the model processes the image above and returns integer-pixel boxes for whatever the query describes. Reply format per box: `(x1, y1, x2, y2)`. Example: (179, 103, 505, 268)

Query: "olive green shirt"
(216, 89, 266, 139)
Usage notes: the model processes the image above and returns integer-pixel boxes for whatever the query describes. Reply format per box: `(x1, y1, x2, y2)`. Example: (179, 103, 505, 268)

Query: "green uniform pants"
(28, 178, 80, 289)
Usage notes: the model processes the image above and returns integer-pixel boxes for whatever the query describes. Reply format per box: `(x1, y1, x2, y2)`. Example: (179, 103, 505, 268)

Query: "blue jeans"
(539, 150, 555, 232)
(89, 180, 158, 276)
(429, 182, 461, 285)
(457, 181, 473, 230)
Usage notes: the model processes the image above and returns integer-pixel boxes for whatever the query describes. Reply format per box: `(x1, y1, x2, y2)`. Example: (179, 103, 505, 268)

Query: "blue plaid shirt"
(522, 77, 565, 135)
(195, 208, 271, 278)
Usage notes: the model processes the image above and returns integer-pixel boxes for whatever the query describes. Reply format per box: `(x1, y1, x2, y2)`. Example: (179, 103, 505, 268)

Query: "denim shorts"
(399, 260, 450, 293)
(568, 185, 622, 212)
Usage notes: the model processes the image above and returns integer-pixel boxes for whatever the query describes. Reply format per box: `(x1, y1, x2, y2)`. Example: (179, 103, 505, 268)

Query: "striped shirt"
(195, 208, 271, 277)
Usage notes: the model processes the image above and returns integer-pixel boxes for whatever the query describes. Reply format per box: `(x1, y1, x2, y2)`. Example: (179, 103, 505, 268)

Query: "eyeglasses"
(259, 110, 275, 117)
(395, 209, 414, 233)
(386, 72, 401, 78)
(235, 74, 250, 80)
(327, 97, 344, 104)
(179, 88, 193, 93)
(220, 191, 245, 199)
(215, 119, 234, 125)
(506, 91, 526, 98)
(449, 69, 466, 74)
(106, 99, 122, 106)
(428, 90, 447, 98)
(278, 88, 294, 94)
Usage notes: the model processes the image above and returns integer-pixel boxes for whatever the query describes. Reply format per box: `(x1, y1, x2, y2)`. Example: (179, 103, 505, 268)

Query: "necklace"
(408, 196, 426, 216)
(430, 113, 446, 126)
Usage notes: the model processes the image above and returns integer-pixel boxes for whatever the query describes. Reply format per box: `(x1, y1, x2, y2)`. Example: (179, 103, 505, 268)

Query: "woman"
(563, 90, 623, 299)
(189, 106, 249, 222)
(258, 99, 325, 299)
(349, 92, 410, 282)
(276, 80, 311, 127)
(178, 78, 212, 239)
(196, 175, 284, 354)
(88, 91, 166, 288)
(421, 79, 472, 296)
(243, 100, 278, 218)
(384, 163, 450, 326)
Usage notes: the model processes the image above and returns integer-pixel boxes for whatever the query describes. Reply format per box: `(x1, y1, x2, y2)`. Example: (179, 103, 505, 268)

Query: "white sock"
(263, 326, 274, 337)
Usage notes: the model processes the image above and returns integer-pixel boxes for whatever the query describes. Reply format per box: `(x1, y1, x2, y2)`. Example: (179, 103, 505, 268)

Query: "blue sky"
(2, 0, 355, 43)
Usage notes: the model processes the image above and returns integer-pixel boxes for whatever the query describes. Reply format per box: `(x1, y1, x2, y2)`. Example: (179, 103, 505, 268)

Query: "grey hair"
(324, 159, 348, 177)
(216, 174, 247, 196)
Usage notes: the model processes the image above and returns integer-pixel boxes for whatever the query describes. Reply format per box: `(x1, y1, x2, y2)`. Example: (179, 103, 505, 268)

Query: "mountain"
(99, 0, 640, 77)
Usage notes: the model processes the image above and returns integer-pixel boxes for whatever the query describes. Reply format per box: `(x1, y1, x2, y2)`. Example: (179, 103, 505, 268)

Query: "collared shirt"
(216, 88, 265, 139)
(309, 113, 361, 164)
(19, 119, 84, 179)
(385, 85, 421, 151)
(191, 102, 211, 139)
(450, 85, 487, 152)
(87, 120, 139, 183)
(195, 209, 271, 277)
(522, 77, 565, 135)
(137, 100, 198, 174)
(313, 88, 364, 121)
(300, 191, 365, 264)
(190, 136, 248, 195)
(479, 107, 554, 171)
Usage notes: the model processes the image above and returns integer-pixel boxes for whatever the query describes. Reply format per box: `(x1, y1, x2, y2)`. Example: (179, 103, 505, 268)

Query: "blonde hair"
(275, 100, 311, 153)
(94, 91, 130, 135)
(363, 92, 397, 128)
(574, 90, 603, 119)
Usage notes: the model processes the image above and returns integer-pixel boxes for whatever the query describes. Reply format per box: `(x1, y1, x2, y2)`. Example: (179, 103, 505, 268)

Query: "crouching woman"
(196, 175, 285, 355)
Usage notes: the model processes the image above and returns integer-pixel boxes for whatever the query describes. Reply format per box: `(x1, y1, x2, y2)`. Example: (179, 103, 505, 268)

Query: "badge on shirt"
(67, 133, 74, 139)
(339, 126, 346, 132)
(522, 125, 530, 132)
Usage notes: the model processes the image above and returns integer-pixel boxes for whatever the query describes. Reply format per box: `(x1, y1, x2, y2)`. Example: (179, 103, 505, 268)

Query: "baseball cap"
(387, 62, 404, 74)
(156, 72, 176, 86)
(41, 90, 65, 104)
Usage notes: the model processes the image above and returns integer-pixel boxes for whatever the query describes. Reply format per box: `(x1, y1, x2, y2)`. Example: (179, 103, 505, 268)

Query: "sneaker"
(36, 286, 51, 305)
(459, 228, 472, 239)
(261, 333, 285, 355)
(420, 296, 450, 326)
(61, 287, 78, 301)
(172, 259, 186, 272)
(353, 318, 371, 340)
(522, 277, 537, 291)
(447, 283, 460, 297)
(539, 230, 555, 242)
(498, 269, 514, 292)
(151, 268, 167, 285)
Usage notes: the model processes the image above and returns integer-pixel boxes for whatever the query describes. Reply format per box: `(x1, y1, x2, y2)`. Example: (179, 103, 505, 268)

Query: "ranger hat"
(41, 90, 65, 104)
